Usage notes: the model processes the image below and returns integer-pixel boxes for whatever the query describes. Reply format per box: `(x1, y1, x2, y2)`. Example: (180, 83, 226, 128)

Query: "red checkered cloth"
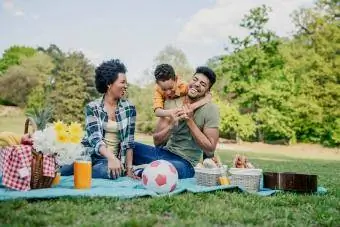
(1, 145, 32, 191)
(42, 154, 56, 177)
(0, 147, 8, 174)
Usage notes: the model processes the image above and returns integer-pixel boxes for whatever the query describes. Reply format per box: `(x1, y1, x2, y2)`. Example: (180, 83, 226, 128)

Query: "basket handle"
(24, 117, 37, 134)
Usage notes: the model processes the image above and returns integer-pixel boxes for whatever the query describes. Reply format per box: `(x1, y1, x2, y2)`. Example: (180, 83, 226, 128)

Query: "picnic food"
(218, 176, 230, 185)
(203, 158, 218, 168)
(196, 154, 223, 169)
(233, 154, 254, 168)
(0, 132, 22, 147)
(196, 163, 204, 168)
(212, 155, 222, 167)
(195, 156, 226, 187)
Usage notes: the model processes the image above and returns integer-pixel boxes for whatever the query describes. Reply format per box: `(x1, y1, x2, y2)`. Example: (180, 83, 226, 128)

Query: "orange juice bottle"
(74, 159, 92, 189)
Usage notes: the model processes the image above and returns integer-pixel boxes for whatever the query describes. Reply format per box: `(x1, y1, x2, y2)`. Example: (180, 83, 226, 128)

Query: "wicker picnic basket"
(24, 118, 57, 189)
(229, 168, 262, 192)
(194, 165, 227, 186)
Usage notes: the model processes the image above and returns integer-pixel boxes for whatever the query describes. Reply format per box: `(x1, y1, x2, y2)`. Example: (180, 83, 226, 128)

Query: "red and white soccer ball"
(142, 160, 178, 194)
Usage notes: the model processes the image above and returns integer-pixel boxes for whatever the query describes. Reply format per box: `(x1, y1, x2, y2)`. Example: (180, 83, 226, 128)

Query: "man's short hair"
(195, 66, 216, 89)
(154, 64, 176, 82)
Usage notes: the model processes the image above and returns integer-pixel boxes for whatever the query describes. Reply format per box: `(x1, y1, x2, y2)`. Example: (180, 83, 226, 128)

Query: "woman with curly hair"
(61, 59, 137, 179)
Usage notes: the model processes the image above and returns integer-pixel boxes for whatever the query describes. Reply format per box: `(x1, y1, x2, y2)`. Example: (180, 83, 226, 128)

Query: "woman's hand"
(126, 167, 141, 180)
(107, 156, 123, 179)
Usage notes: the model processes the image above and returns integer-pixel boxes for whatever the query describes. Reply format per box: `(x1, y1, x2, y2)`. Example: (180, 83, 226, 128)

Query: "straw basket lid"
(229, 168, 262, 176)
(195, 165, 227, 173)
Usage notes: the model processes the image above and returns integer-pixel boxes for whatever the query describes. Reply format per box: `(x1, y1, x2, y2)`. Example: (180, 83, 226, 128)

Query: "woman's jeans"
(133, 142, 194, 179)
(60, 158, 113, 179)
(60, 142, 195, 180)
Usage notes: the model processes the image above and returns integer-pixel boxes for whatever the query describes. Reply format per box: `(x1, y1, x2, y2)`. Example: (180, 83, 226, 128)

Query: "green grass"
(0, 115, 27, 135)
(1, 110, 339, 226)
(0, 151, 339, 227)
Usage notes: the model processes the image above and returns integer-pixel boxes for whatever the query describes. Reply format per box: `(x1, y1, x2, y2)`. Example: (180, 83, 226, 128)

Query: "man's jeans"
(60, 142, 195, 180)
(133, 142, 195, 179)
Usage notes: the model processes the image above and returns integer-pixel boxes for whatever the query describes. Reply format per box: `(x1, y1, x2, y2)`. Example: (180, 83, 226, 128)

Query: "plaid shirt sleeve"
(123, 105, 136, 151)
(117, 100, 136, 164)
(84, 104, 106, 156)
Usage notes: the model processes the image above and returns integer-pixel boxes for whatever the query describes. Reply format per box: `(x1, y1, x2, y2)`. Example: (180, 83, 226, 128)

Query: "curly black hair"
(195, 66, 216, 89)
(95, 59, 127, 94)
(154, 64, 176, 82)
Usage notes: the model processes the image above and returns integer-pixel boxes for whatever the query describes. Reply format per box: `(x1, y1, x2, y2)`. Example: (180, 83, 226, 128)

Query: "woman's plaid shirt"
(81, 97, 136, 164)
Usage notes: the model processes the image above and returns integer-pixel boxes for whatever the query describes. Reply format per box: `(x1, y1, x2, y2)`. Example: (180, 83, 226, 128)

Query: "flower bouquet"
(30, 121, 84, 189)
(32, 121, 84, 166)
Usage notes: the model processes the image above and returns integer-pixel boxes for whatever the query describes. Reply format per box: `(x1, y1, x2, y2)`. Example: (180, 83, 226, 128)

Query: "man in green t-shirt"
(133, 66, 219, 179)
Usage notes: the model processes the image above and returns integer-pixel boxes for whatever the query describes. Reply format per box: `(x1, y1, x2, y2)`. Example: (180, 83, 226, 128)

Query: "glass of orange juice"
(74, 158, 92, 189)
(52, 172, 61, 186)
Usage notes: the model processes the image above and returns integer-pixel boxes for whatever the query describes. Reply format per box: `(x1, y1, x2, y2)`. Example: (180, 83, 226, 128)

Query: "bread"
(203, 158, 218, 169)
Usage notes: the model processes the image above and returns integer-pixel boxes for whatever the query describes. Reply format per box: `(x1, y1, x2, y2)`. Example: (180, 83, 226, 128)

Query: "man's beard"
(187, 91, 206, 101)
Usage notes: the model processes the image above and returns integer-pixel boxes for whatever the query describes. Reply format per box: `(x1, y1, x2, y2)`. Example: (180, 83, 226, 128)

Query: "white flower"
(31, 124, 84, 166)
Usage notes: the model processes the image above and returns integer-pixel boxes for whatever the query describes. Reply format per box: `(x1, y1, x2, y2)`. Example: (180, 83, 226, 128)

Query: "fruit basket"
(195, 165, 227, 186)
(229, 168, 262, 192)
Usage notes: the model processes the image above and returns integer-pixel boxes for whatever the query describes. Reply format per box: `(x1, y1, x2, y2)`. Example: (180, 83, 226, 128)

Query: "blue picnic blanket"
(0, 176, 327, 201)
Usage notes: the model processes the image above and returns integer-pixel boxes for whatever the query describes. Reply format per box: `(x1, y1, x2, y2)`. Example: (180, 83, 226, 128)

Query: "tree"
(37, 44, 65, 75)
(150, 45, 193, 82)
(128, 83, 156, 133)
(49, 52, 93, 123)
(210, 1, 339, 146)
(0, 52, 54, 107)
(213, 93, 256, 142)
(39, 45, 97, 112)
(221, 5, 293, 142)
(285, 0, 340, 145)
(0, 46, 37, 75)
(61, 51, 96, 104)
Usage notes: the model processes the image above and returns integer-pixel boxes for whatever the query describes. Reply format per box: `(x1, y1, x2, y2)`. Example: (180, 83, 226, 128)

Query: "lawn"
(0, 150, 339, 226)
(0, 109, 339, 226)
(0, 115, 27, 135)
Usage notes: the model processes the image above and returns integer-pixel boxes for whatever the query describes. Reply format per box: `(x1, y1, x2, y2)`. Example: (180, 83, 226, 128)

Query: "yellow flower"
(56, 130, 69, 143)
(69, 135, 82, 144)
(54, 120, 67, 133)
(68, 122, 83, 138)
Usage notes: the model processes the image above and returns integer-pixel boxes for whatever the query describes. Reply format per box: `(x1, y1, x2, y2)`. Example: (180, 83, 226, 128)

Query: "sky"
(0, 0, 315, 84)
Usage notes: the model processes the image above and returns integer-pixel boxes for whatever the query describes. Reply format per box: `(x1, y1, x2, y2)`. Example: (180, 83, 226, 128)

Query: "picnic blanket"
(0, 176, 327, 201)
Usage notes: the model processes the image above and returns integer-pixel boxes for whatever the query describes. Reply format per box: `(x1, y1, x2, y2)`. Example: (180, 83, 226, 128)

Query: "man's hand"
(107, 157, 123, 179)
(169, 108, 186, 126)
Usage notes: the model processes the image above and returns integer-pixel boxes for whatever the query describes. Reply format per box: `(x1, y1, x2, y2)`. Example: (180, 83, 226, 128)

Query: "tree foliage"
(0, 46, 37, 75)
(0, 0, 338, 147)
(49, 52, 94, 123)
(0, 52, 53, 107)
(140, 45, 194, 84)
(210, 1, 339, 146)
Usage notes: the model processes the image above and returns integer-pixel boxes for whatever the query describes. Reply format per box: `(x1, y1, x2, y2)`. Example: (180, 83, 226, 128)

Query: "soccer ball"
(142, 160, 178, 194)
